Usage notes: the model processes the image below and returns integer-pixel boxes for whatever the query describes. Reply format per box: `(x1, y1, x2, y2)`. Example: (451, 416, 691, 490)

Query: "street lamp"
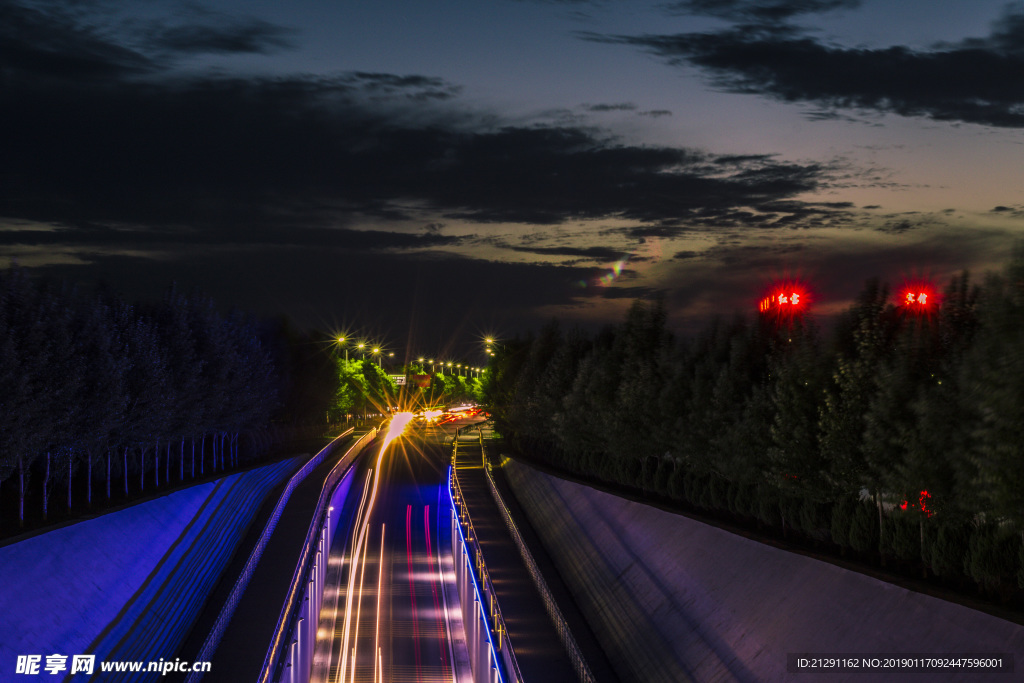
(372, 347, 381, 366)
(337, 336, 348, 361)
(357, 342, 366, 359)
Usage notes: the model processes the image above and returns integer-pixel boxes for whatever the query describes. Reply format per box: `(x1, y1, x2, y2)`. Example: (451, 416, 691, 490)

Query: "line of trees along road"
(0, 269, 285, 531)
(483, 255, 1024, 601)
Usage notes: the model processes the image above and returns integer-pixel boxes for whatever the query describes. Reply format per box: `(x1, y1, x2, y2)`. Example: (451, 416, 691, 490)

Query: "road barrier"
(183, 426, 376, 683)
(261, 426, 380, 683)
(450, 436, 521, 683)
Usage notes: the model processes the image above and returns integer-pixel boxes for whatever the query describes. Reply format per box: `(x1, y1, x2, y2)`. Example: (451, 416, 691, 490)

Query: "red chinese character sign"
(758, 283, 809, 317)
(898, 283, 936, 313)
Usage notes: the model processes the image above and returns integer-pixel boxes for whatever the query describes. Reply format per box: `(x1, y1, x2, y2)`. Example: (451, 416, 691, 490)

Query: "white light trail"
(335, 413, 413, 683)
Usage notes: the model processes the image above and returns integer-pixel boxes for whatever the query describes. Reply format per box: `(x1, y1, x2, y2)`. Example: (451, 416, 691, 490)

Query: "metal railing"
(478, 428, 599, 683)
(450, 434, 523, 683)
(260, 426, 380, 683)
(183, 426, 371, 682)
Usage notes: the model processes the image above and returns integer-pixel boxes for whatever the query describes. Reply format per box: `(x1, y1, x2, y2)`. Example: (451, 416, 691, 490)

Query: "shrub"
(667, 466, 686, 501)
(966, 523, 1021, 593)
(926, 519, 971, 580)
(708, 475, 730, 511)
(830, 498, 856, 548)
(756, 485, 780, 528)
(799, 498, 831, 537)
(848, 501, 879, 553)
(884, 513, 921, 562)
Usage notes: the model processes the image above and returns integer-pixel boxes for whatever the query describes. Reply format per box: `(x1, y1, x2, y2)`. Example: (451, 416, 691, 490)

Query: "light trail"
(436, 486, 459, 683)
(375, 524, 385, 683)
(349, 515, 371, 683)
(425, 504, 451, 683)
(335, 413, 414, 683)
(406, 504, 423, 683)
(335, 471, 372, 683)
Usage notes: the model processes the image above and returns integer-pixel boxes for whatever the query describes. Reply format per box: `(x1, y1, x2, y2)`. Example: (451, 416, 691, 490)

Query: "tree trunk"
(166, 441, 171, 483)
(18, 454, 25, 528)
(180, 438, 185, 481)
(139, 445, 145, 492)
(877, 497, 885, 567)
(190, 437, 195, 479)
(67, 452, 73, 511)
(200, 434, 206, 475)
(154, 438, 160, 488)
(220, 433, 226, 470)
(43, 451, 50, 521)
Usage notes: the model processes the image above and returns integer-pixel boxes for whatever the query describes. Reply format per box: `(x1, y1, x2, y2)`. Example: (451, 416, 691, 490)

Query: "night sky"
(4, 0, 1024, 357)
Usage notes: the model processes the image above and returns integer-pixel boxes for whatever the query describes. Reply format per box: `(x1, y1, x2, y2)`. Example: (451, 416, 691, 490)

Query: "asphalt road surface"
(311, 416, 478, 683)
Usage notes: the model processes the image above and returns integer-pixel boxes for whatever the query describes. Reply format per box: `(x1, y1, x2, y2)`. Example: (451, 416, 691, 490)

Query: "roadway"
(310, 415, 477, 683)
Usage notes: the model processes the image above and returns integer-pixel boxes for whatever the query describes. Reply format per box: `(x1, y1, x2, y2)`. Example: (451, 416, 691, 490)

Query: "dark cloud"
(343, 72, 463, 100)
(505, 245, 626, 260)
(25, 249, 604, 349)
(585, 8, 1024, 128)
(1, 75, 836, 237)
(0, 224, 466, 251)
(598, 286, 662, 299)
(989, 204, 1024, 219)
(0, 1, 850, 241)
(661, 0, 861, 22)
(143, 17, 296, 56)
(583, 102, 638, 111)
(0, 1, 155, 80)
(638, 109, 673, 117)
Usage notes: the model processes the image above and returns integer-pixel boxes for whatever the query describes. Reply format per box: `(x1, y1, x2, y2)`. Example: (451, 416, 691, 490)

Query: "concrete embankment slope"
(0, 457, 300, 676)
(501, 457, 1024, 683)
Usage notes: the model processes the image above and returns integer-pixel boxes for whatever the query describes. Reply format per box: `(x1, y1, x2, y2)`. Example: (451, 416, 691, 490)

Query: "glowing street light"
(337, 336, 348, 361)
(357, 342, 366, 359)
(372, 347, 381, 366)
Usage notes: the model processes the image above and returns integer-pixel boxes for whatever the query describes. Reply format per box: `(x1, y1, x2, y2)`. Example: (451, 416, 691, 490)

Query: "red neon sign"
(902, 291, 931, 306)
(899, 282, 936, 310)
(759, 288, 807, 314)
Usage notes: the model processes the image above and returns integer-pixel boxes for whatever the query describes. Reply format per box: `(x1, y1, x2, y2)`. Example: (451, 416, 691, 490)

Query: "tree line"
(483, 255, 1024, 598)
(0, 269, 304, 531)
(328, 358, 484, 420)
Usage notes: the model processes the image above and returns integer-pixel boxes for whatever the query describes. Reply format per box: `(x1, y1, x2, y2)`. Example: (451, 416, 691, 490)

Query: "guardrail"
(450, 434, 522, 683)
(260, 426, 380, 683)
(184, 426, 371, 683)
(477, 428, 599, 683)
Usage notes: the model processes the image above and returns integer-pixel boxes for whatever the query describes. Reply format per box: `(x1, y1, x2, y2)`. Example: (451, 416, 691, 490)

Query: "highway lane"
(311, 415, 478, 683)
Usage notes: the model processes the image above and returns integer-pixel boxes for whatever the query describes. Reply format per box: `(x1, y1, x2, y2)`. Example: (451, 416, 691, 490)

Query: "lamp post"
(357, 342, 366, 360)
(337, 336, 348, 361)
(372, 347, 381, 367)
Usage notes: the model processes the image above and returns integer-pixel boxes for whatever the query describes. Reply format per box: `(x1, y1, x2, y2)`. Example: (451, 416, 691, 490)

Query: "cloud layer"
(588, 6, 1024, 128)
